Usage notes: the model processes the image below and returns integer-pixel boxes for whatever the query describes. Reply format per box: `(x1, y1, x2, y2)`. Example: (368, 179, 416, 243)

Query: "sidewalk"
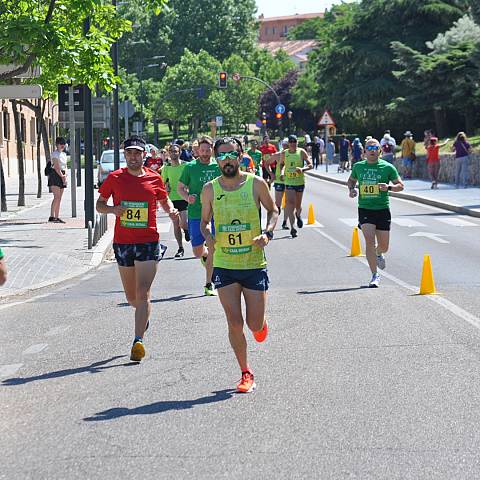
(0, 173, 113, 301)
(308, 164, 480, 218)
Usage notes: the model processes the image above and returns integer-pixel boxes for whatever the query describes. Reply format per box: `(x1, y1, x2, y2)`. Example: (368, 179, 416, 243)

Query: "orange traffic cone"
(349, 227, 362, 257)
(419, 254, 437, 295)
(307, 203, 315, 225)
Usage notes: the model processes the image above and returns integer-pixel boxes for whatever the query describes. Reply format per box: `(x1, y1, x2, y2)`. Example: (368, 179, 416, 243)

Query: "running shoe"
(281, 220, 288, 230)
(291, 227, 297, 238)
(369, 273, 380, 288)
(376, 254, 386, 270)
(184, 229, 190, 242)
(174, 247, 184, 258)
(48, 216, 55, 222)
(204, 282, 217, 296)
(236, 370, 256, 393)
(130, 339, 145, 362)
(296, 215, 304, 228)
(53, 218, 66, 224)
(253, 321, 268, 343)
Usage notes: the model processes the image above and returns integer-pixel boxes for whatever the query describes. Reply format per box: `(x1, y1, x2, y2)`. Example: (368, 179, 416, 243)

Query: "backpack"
(44, 160, 53, 176)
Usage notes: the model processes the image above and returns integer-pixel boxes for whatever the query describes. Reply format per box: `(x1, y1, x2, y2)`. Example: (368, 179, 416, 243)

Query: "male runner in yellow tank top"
(279, 134, 312, 238)
(200, 137, 278, 393)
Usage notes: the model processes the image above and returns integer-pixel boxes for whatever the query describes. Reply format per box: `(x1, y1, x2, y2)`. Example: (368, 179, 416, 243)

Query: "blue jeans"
(455, 156, 469, 187)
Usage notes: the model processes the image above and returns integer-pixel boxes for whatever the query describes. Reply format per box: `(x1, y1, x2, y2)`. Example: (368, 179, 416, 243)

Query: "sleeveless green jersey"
(212, 174, 266, 270)
(283, 149, 304, 186)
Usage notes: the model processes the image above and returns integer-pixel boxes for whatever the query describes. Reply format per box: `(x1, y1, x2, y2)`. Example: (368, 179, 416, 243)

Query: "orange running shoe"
(253, 321, 268, 343)
(236, 370, 256, 393)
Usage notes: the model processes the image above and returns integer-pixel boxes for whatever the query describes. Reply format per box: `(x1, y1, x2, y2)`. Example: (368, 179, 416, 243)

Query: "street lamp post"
(112, 0, 120, 170)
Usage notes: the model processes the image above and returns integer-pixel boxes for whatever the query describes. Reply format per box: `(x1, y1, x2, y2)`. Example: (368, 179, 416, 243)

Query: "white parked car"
(97, 149, 126, 187)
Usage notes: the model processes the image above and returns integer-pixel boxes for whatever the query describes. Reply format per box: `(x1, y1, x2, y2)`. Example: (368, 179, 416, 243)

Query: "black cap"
(288, 134, 298, 142)
(124, 136, 146, 151)
(56, 136, 66, 145)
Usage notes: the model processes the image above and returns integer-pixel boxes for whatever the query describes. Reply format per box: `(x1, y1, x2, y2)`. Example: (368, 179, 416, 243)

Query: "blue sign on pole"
(275, 104, 286, 114)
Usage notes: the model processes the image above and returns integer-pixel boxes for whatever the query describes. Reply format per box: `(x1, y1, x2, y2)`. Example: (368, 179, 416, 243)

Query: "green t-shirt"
(161, 163, 186, 202)
(247, 149, 262, 176)
(351, 159, 399, 210)
(179, 158, 221, 219)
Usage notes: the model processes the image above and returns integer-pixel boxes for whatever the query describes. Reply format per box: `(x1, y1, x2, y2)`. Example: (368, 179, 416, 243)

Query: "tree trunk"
(35, 100, 46, 198)
(433, 107, 448, 138)
(11, 99, 25, 207)
(465, 108, 475, 136)
(0, 147, 6, 212)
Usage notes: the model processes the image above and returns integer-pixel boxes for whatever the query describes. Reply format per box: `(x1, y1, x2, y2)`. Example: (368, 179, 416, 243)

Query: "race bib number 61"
(120, 201, 148, 228)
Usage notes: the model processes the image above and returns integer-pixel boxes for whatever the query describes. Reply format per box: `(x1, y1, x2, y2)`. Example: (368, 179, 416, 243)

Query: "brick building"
(0, 99, 56, 178)
(258, 12, 324, 42)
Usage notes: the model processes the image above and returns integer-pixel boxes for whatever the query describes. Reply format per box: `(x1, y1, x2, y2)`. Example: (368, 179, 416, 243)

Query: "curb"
(307, 171, 480, 219)
(0, 230, 114, 303)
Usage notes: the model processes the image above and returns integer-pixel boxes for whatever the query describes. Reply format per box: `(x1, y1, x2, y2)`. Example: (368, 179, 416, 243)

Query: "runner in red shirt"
(259, 135, 277, 187)
(96, 135, 178, 362)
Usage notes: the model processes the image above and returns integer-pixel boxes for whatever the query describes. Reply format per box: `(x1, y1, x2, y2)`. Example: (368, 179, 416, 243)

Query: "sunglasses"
(216, 151, 238, 161)
(365, 145, 380, 151)
(288, 140, 297, 143)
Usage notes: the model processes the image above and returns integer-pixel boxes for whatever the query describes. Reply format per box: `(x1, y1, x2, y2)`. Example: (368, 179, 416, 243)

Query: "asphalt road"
(2, 177, 480, 479)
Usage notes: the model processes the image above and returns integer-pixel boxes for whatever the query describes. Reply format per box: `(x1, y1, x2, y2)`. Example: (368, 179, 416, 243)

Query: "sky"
(256, 0, 355, 17)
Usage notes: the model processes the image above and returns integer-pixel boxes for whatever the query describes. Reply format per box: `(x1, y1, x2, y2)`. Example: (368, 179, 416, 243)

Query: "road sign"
(232, 72, 241, 82)
(215, 115, 223, 127)
(59, 98, 111, 128)
(58, 84, 84, 112)
(119, 100, 135, 119)
(133, 121, 143, 134)
(0, 64, 42, 78)
(0, 85, 42, 99)
(318, 110, 335, 126)
(275, 103, 286, 115)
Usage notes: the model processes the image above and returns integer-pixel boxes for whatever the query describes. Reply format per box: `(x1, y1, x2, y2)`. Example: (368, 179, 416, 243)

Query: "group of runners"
(96, 132, 403, 393)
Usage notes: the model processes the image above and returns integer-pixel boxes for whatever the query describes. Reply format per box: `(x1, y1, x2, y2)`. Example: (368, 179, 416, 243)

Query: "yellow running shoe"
(130, 340, 145, 362)
(204, 282, 217, 296)
(236, 370, 256, 393)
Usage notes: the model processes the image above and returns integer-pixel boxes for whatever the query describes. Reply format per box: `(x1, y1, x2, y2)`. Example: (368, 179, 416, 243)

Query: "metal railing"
(88, 213, 108, 249)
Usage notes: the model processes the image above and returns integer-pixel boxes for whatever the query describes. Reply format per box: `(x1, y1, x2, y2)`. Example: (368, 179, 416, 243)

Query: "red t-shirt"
(98, 167, 168, 244)
(145, 157, 163, 172)
(259, 143, 277, 168)
(427, 145, 440, 164)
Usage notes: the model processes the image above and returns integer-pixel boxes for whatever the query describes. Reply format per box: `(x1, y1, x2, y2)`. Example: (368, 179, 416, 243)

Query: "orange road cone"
(281, 192, 286, 209)
(307, 203, 315, 225)
(419, 254, 437, 295)
(349, 227, 362, 257)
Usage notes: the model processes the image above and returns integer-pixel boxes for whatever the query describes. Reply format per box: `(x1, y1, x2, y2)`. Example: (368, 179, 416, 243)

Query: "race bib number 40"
(360, 184, 380, 196)
(217, 223, 253, 254)
(120, 201, 148, 228)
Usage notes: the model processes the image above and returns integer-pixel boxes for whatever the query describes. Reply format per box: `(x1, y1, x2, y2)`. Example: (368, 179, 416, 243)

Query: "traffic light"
(275, 112, 283, 120)
(261, 112, 267, 125)
(219, 72, 227, 88)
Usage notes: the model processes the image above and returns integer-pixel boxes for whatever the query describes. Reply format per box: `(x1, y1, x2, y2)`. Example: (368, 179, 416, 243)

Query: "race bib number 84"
(360, 184, 380, 196)
(120, 201, 148, 228)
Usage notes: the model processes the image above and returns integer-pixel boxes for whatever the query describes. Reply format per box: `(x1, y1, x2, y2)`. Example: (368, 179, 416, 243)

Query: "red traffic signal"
(219, 72, 227, 88)
(275, 112, 283, 120)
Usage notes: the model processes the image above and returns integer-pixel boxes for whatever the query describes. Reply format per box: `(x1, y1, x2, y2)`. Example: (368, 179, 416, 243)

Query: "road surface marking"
(46, 326, 71, 336)
(436, 217, 479, 227)
(409, 232, 449, 244)
(0, 364, 23, 378)
(22, 343, 48, 355)
(339, 218, 358, 227)
(314, 228, 480, 333)
(305, 221, 324, 228)
(391, 218, 426, 228)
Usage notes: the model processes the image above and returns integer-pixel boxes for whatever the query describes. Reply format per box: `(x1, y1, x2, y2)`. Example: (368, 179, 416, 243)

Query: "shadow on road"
(298, 286, 369, 294)
(117, 293, 205, 307)
(1, 355, 130, 386)
(83, 389, 236, 421)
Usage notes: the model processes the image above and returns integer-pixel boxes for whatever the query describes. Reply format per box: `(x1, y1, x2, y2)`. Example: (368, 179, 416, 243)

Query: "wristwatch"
(263, 230, 274, 240)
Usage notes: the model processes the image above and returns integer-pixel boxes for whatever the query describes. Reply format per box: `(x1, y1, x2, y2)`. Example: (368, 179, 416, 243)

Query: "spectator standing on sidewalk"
(380, 133, 396, 163)
(326, 138, 335, 165)
(338, 134, 351, 172)
(426, 137, 449, 189)
(400, 131, 416, 179)
(452, 132, 472, 188)
(351, 138, 364, 166)
(0, 247, 7, 286)
(48, 136, 68, 223)
(311, 136, 321, 169)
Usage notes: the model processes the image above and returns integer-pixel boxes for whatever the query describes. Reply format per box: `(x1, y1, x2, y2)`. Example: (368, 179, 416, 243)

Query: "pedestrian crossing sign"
(318, 110, 335, 126)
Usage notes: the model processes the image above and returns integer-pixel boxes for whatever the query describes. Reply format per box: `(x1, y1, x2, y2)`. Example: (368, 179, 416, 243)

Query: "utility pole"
(112, 0, 120, 169)
(84, 18, 94, 228)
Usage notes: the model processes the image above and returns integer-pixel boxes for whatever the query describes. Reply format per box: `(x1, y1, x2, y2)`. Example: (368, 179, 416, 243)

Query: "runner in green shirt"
(162, 144, 188, 258)
(0, 247, 6, 286)
(200, 136, 278, 393)
(247, 139, 262, 177)
(347, 137, 404, 288)
(177, 136, 221, 296)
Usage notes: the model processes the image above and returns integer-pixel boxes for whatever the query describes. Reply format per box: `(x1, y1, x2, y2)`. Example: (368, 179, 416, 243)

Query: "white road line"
(304, 221, 324, 228)
(409, 232, 449, 244)
(436, 217, 479, 227)
(391, 218, 426, 228)
(0, 363, 23, 378)
(22, 343, 48, 355)
(339, 218, 358, 227)
(157, 222, 172, 233)
(313, 227, 480, 332)
(45, 326, 71, 336)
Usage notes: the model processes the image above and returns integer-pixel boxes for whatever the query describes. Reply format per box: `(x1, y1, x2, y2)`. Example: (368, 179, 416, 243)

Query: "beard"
(221, 163, 239, 178)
